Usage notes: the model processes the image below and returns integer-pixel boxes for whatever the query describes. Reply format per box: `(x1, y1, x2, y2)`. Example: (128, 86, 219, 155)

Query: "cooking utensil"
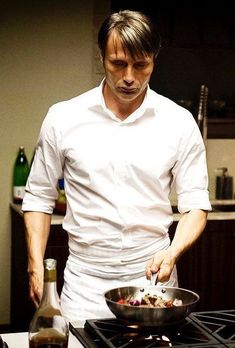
(104, 286, 199, 327)
(130, 272, 159, 305)
(150, 272, 158, 286)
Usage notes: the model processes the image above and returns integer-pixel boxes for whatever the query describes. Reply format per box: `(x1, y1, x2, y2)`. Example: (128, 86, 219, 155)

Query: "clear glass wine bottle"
(28, 259, 69, 348)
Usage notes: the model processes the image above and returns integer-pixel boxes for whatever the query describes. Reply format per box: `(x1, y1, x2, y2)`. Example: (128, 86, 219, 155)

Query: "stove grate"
(70, 317, 225, 348)
(190, 309, 235, 345)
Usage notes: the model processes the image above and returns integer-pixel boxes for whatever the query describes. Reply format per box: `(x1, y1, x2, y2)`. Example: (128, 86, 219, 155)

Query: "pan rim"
(104, 285, 200, 309)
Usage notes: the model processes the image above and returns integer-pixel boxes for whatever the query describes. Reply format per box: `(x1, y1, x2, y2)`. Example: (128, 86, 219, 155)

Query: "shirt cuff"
(177, 190, 212, 214)
(22, 192, 55, 214)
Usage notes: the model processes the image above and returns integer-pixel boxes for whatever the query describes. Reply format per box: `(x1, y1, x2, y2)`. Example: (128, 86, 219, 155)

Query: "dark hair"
(98, 10, 161, 60)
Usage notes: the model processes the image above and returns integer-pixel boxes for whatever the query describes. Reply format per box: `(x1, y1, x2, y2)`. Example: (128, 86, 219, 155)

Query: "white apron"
(60, 245, 178, 323)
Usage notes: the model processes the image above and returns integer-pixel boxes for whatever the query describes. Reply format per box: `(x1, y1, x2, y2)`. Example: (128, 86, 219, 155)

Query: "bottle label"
(13, 186, 25, 200)
(31, 345, 62, 347)
(29, 344, 63, 348)
(29, 341, 67, 348)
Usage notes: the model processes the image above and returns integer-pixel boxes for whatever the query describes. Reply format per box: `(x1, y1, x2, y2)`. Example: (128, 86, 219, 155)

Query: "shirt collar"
(89, 79, 156, 124)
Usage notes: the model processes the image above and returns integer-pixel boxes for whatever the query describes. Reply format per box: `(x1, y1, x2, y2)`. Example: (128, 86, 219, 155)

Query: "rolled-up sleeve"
(171, 118, 212, 214)
(22, 106, 64, 214)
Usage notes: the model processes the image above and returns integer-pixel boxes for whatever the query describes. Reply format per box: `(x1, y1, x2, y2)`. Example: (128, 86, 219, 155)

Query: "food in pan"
(117, 293, 183, 308)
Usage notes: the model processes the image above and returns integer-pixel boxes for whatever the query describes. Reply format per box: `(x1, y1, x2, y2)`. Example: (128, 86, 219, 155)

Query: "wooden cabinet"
(208, 118, 235, 139)
(170, 219, 235, 311)
(10, 206, 68, 332)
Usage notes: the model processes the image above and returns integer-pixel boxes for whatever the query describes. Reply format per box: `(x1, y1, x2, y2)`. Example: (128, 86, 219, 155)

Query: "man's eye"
(112, 61, 125, 66)
(135, 62, 147, 68)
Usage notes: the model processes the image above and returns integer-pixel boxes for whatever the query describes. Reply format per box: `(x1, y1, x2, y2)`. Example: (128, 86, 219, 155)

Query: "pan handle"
(150, 272, 159, 286)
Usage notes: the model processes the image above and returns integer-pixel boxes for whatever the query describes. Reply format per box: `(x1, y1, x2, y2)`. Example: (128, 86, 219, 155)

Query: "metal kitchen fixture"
(197, 84, 209, 145)
(70, 309, 235, 347)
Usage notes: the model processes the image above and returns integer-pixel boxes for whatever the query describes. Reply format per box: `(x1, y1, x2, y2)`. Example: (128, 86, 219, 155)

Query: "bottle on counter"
(54, 179, 67, 215)
(215, 167, 234, 199)
(12, 146, 30, 204)
(28, 258, 69, 348)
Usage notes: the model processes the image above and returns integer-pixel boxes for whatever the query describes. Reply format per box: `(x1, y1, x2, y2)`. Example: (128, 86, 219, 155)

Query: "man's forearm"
(24, 211, 52, 306)
(24, 211, 51, 270)
(169, 209, 208, 262)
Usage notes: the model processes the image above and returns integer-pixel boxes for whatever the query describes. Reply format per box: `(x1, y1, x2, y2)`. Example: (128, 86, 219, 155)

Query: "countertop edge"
(10, 202, 235, 223)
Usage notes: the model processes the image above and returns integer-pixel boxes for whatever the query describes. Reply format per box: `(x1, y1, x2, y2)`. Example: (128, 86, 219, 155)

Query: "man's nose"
(123, 66, 135, 84)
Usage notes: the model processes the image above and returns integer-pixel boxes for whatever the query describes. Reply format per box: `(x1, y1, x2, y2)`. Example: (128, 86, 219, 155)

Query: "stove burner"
(70, 316, 226, 347)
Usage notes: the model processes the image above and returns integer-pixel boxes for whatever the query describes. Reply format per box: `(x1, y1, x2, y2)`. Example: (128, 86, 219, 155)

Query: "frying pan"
(104, 286, 199, 326)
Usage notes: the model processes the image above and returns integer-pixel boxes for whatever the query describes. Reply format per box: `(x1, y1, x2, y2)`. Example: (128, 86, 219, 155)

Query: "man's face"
(102, 31, 155, 104)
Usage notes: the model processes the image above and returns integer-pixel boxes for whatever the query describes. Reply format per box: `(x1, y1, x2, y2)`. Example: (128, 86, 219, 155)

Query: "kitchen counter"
(173, 198, 235, 221)
(11, 200, 235, 222)
(174, 210, 235, 221)
(1, 331, 83, 348)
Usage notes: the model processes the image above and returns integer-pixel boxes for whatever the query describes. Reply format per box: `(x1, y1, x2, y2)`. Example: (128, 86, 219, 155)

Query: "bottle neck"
(40, 280, 60, 308)
(40, 260, 60, 308)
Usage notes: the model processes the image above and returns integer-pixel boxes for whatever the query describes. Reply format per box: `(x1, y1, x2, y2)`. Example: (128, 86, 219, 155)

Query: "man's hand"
(145, 210, 208, 283)
(145, 248, 176, 283)
(28, 267, 44, 307)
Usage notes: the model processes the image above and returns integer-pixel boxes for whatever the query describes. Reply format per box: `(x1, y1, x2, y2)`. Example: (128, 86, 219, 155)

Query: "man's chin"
(117, 92, 138, 102)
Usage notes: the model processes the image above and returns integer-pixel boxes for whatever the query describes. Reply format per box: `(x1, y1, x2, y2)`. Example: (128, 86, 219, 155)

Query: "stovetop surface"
(69, 309, 235, 348)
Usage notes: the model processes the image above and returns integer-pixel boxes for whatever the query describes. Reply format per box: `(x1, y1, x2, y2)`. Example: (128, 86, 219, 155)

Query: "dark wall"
(111, 1, 235, 115)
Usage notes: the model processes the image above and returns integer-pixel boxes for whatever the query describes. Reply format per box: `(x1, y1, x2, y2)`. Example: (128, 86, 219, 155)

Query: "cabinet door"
(170, 220, 235, 311)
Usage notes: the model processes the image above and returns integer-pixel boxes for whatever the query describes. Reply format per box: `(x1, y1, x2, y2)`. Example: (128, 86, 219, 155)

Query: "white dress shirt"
(22, 81, 211, 321)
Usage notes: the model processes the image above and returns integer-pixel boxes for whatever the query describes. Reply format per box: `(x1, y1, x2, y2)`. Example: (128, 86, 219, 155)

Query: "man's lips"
(118, 87, 138, 94)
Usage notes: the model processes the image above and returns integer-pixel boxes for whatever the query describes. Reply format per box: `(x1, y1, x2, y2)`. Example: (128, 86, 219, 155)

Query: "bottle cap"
(215, 167, 228, 176)
(44, 258, 57, 270)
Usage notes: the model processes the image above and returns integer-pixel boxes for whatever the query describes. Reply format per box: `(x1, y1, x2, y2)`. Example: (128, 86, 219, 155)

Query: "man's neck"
(103, 83, 146, 120)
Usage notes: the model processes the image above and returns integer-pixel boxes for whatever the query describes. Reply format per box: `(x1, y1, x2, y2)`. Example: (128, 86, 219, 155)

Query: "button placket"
(112, 124, 134, 248)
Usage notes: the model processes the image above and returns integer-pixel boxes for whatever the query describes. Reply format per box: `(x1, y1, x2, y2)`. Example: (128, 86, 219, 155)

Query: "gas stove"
(69, 309, 235, 347)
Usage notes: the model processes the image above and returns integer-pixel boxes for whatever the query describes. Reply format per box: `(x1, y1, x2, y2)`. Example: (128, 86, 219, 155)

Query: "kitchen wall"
(0, 0, 234, 326)
(207, 139, 235, 199)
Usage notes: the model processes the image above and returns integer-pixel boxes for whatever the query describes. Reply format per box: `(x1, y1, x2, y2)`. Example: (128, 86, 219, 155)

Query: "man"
(22, 10, 211, 322)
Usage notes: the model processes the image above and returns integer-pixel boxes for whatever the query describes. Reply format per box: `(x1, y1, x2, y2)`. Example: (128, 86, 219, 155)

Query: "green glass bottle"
(29, 259, 69, 348)
(13, 146, 29, 204)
